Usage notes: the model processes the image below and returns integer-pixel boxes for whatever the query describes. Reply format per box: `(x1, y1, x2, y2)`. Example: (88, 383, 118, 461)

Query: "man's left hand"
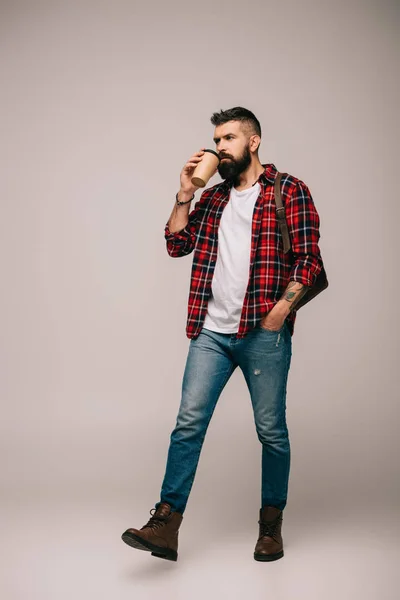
(260, 301, 290, 331)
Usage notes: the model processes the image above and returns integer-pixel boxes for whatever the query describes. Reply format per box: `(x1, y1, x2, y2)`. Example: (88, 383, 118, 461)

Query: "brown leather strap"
(274, 171, 291, 254)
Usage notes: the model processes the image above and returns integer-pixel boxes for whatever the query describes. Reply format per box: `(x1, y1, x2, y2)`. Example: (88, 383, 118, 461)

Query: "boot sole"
(121, 531, 178, 562)
(254, 549, 284, 562)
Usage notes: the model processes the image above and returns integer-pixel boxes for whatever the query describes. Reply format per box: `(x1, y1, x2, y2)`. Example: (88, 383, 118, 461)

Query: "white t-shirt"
(202, 182, 261, 333)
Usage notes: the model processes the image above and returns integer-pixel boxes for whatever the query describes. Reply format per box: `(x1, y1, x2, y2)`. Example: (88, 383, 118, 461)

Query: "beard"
(217, 143, 252, 184)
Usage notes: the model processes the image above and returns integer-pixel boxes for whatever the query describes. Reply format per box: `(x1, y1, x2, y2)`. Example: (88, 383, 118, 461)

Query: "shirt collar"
(219, 163, 278, 192)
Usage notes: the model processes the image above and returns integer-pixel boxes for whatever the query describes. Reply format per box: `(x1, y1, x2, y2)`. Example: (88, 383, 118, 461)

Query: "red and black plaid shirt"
(164, 163, 323, 340)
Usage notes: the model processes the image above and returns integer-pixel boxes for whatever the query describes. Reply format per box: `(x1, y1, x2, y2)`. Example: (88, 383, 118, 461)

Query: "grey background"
(1, 0, 399, 598)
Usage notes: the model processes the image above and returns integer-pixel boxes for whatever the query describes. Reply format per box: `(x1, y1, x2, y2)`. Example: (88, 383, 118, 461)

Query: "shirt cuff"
(164, 222, 191, 241)
(289, 263, 321, 287)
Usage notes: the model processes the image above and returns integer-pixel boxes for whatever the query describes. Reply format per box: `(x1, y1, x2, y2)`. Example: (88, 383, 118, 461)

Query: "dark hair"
(210, 106, 261, 138)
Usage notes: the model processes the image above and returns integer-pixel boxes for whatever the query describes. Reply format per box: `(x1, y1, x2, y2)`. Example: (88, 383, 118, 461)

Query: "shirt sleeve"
(285, 180, 323, 287)
(164, 192, 208, 257)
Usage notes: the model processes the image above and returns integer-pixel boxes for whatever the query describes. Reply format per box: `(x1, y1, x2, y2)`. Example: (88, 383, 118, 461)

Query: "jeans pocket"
(258, 321, 286, 334)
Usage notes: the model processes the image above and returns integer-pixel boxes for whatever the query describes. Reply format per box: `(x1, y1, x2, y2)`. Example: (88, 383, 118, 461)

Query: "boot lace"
(141, 508, 169, 531)
(258, 513, 282, 539)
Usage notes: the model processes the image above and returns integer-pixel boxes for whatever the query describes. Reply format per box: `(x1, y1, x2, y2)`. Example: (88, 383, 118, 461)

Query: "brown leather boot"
(254, 505, 284, 561)
(121, 502, 183, 562)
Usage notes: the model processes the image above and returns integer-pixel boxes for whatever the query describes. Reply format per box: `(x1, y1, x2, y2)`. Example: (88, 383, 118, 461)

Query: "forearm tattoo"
(282, 281, 309, 312)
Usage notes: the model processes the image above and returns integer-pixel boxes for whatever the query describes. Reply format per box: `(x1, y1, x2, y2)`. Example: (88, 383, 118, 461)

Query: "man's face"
(213, 121, 253, 181)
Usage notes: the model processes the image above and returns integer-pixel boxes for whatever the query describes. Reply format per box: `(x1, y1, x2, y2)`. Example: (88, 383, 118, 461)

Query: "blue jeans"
(155, 320, 292, 514)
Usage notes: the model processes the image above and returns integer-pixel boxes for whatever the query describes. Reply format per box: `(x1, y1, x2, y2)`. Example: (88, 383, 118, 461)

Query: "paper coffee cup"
(191, 149, 220, 188)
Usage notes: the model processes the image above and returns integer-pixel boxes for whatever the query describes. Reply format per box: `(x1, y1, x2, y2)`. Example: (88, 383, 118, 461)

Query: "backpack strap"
(274, 171, 291, 254)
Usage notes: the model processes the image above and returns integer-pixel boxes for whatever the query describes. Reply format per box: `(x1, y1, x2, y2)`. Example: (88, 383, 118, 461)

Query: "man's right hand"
(179, 148, 206, 197)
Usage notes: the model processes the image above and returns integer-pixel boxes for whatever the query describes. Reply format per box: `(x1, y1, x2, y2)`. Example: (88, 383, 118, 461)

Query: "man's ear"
(250, 134, 261, 153)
